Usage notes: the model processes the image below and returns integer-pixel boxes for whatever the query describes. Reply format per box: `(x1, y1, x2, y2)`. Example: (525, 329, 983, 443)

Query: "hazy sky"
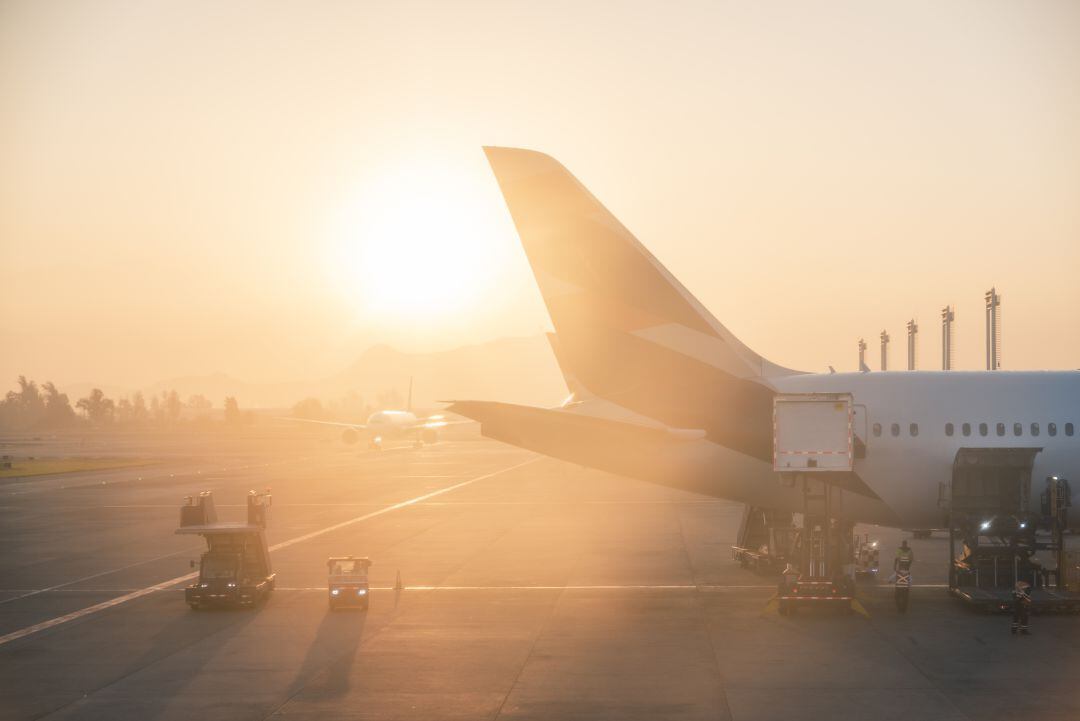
(2, 0, 1078, 390)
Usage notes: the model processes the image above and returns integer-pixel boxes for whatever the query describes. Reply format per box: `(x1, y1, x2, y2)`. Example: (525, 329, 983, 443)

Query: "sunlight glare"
(323, 157, 508, 323)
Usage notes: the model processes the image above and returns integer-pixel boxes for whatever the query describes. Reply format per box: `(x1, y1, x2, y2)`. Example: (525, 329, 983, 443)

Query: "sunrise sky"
(2, 0, 1078, 390)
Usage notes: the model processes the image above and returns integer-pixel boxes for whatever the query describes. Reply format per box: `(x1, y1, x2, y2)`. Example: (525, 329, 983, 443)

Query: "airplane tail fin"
(484, 147, 797, 380)
(484, 147, 798, 460)
(546, 332, 592, 403)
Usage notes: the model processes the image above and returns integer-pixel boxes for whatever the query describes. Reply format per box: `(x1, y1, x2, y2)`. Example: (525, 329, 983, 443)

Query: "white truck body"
(773, 393, 854, 473)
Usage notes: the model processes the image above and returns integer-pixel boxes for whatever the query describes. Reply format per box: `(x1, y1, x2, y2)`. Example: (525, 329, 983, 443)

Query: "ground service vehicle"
(178, 490, 276, 610)
(328, 556, 371, 610)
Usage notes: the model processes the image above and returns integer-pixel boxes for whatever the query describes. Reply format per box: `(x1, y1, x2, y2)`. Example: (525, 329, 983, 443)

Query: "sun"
(323, 157, 509, 323)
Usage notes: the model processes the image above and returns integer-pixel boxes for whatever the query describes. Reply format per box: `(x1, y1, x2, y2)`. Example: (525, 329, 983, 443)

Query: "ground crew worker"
(895, 540, 914, 571)
(777, 562, 800, 616)
(779, 562, 800, 595)
(1012, 581, 1032, 635)
(893, 558, 912, 613)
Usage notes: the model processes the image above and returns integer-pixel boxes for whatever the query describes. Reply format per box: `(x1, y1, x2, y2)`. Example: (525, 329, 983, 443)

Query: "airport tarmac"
(1, 431, 1078, 721)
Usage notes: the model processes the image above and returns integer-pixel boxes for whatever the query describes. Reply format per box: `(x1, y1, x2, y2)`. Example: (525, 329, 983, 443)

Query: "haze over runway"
(3, 3, 1080, 720)
(3, 431, 1079, 721)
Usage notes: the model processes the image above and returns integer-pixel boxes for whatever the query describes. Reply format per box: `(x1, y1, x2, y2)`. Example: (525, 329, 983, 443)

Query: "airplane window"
(910, 423, 918, 437)
(945, 423, 954, 437)
(889, 423, 899, 437)
(962, 423, 971, 436)
(1048, 423, 1057, 437)
(979, 423, 988, 437)
(996, 423, 1005, 437)
(873, 423, 881, 437)
(1067, 423, 1075, 437)
(1014, 422, 1022, 436)
(1031, 423, 1040, 437)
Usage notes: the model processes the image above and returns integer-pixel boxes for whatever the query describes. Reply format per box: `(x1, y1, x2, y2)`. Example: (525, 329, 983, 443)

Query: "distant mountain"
(130, 334, 566, 410)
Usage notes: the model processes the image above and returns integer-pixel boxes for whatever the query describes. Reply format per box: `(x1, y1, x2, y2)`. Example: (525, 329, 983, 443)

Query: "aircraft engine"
(341, 428, 359, 445)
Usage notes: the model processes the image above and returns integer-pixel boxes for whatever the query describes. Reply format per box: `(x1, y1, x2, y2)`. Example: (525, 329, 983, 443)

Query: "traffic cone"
(394, 569, 404, 591)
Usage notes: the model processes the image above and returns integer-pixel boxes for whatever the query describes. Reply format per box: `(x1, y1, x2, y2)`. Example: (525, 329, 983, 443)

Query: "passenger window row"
(942, 421, 1074, 438)
(870, 421, 1076, 439)
(872, 422, 917, 437)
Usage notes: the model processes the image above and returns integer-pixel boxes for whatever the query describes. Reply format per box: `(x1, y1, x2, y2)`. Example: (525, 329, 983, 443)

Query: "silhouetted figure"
(1012, 581, 1032, 635)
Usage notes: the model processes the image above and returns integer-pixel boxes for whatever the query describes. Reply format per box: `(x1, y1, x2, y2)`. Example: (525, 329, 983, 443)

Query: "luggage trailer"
(177, 490, 275, 609)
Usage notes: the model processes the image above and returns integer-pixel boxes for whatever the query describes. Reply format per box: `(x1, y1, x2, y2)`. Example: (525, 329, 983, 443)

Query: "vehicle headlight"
(227, 582, 236, 588)
(357, 589, 367, 595)
(331, 588, 340, 596)
(200, 583, 209, 588)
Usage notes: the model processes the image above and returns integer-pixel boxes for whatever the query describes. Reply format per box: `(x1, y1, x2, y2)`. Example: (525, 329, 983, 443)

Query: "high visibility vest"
(895, 572, 912, 587)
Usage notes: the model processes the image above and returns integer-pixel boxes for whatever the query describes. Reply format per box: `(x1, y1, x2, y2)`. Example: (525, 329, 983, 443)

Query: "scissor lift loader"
(772, 394, 859, 615)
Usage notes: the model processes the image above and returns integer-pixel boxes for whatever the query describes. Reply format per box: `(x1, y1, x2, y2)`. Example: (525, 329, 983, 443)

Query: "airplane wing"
(278, 417, 367, 430)
(405, 415, 472, 431)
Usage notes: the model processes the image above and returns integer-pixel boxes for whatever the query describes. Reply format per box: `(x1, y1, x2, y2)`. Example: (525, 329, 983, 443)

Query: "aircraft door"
(853, 404, 868, 458)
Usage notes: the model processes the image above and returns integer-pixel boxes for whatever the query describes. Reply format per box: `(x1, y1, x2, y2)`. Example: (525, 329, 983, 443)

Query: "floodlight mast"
(941, 306, 955, 371)
(985, 288, 1001, 371)
(906, 319, 918, 371)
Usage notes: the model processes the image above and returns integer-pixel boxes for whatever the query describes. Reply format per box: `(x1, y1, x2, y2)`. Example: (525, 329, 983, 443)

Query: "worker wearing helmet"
(1012, 581, 1032, 635)
(894, 540, 914, 571)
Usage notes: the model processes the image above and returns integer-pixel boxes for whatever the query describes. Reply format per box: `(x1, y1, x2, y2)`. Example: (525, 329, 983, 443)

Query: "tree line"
(0, 376, 249, 431)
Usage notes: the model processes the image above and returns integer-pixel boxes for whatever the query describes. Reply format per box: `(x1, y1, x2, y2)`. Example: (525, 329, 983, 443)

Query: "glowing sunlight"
(322, 157, 510, 324)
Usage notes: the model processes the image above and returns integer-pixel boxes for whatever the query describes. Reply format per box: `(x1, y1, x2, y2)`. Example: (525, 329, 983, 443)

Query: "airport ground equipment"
(731, 506, 795, 572)
(327, 556, 372, 610)
(772, 394, 860, 615)
(853, 532, 880, 580)
(177, 490, 275, 610)
(942, 450, 1080, 613)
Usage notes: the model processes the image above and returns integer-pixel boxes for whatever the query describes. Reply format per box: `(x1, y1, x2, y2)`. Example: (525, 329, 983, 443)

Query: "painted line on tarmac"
(0, 545, 203, 606)
(0, 582, 954, 594)
(0, 457, 539, 648)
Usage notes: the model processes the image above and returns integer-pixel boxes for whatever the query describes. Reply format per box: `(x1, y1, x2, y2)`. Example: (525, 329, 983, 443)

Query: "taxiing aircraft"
(448, 147, 1080, 529)
(286, 379, 451, 448)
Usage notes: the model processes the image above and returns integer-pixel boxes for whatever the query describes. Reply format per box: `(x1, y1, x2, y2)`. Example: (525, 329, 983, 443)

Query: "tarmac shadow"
(287, 606, 370, 700)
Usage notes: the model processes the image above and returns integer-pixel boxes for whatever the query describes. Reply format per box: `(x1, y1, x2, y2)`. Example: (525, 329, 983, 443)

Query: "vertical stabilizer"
(484, 147, 798, 460)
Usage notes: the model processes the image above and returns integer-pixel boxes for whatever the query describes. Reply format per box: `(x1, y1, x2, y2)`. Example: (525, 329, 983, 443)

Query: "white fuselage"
(670, 370, 1080, 528)
(365, 410, 419, 437)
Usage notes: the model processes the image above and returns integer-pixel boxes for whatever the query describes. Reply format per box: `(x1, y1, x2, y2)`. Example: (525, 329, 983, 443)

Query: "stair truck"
(177, 490, 275, 610)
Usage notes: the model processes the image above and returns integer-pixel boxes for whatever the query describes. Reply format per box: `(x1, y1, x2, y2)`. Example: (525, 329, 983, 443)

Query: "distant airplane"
(448, 147, 1080, 530)
(284, 378, 453, 448)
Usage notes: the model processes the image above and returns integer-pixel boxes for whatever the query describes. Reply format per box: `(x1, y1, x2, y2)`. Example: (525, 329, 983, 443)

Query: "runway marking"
(0, 583, 953, 594)
(8, 499, 731, 510)
(0, 546, 202, 606)
(0, 456, 539, 647)
(419, 500, 732, 506)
